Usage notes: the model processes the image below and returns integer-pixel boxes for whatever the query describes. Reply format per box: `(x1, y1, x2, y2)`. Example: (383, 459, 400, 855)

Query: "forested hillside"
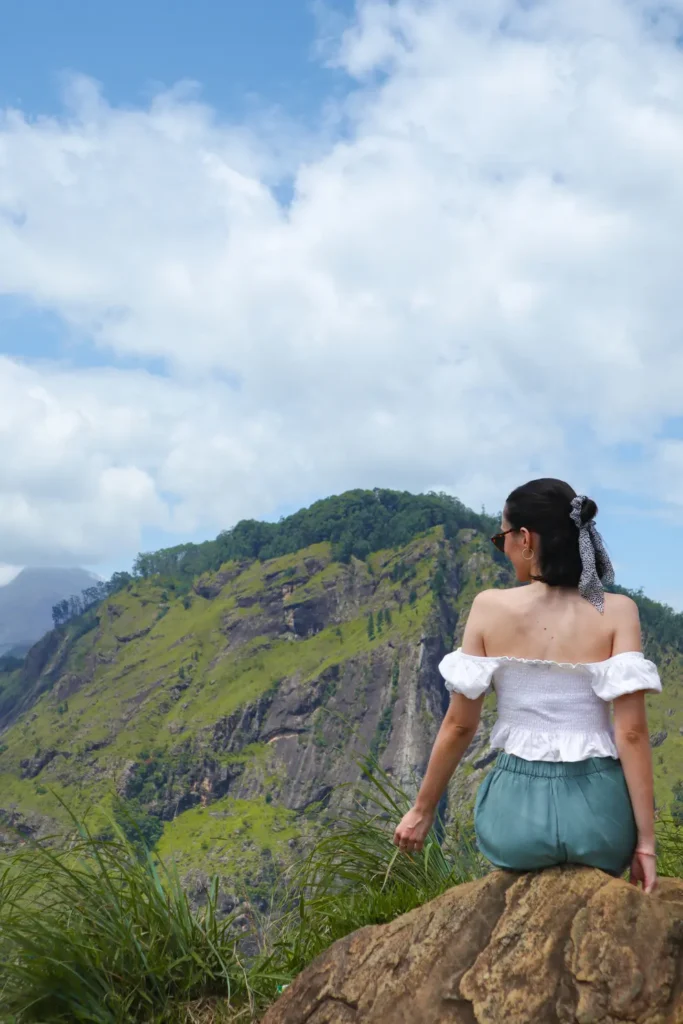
(0, 488, 681, 900)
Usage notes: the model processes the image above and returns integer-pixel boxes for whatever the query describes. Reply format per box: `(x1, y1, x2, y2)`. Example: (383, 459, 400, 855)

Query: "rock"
(457, 528, 478, 543)
(473, 749, 498, 770)
(53, 672, 88, 699)
(0, 628, 71, 732)
(0, 807, 55, 846)
(193, 563, 248, 599)
(651, 730, 668, 748)
(116, 759, 138, 796)
(82, 738, 110, 753)
(114, 625, 152, 643)
(283, 598, 328, 637)
(20, 748, 61, 778)
(170, 680, 190, 699)
(260, 866, 683, 1024)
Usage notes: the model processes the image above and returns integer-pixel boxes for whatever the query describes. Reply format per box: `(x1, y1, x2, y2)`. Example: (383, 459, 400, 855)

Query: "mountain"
(0, 567, 99, 656)
(0, 489, 681, 903)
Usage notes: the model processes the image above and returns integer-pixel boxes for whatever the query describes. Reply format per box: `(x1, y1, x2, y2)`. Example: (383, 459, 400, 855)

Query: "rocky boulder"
(261, 866, 683, 1023)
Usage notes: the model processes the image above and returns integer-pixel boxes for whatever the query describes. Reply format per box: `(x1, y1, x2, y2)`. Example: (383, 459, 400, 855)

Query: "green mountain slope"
(0, 488, 681, 898)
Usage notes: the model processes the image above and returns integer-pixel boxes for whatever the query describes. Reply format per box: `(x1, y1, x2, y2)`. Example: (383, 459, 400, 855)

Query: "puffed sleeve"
(438, 648, 500, 699)
(590, 651, 662, 702)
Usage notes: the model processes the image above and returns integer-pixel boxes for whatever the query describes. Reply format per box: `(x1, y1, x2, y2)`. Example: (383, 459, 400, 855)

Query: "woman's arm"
(613, 694, 656, 858)
(392, 693, 485, 854)
(610, 596, 657, 892)
(393, 594, 490, 853)
(413, 692, 485, 816)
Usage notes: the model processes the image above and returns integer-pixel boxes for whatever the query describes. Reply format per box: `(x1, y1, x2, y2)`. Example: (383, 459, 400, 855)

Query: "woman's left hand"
(393, 805, 435, 854)
(629, 848, 657, 894)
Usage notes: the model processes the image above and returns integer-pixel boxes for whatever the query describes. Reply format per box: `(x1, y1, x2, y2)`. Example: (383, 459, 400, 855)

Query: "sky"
(1, 0, 683, 609)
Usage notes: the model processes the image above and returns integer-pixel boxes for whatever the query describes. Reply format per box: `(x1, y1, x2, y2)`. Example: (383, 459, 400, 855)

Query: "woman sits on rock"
(394, 478, 661, 893)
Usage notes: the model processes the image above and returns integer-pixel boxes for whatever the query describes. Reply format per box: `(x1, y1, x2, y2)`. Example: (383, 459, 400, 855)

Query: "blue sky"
(0, 0, 352, 119)
(1, 0, 683, 610)
(0, 0, 354, 372)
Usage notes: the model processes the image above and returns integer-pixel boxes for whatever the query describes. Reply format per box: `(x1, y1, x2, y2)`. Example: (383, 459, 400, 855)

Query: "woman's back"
(471, 584, 636, 664)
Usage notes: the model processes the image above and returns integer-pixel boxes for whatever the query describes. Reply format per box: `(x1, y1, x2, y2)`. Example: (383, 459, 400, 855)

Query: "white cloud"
(0, 565, 22, 587)
(1, 0, 683, 567)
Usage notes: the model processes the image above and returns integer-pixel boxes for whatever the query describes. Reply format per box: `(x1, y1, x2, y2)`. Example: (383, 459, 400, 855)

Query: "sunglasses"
(490, 528, 515, 553)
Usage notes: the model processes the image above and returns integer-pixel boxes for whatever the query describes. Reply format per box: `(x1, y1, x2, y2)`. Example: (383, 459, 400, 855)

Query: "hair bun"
(580, 496, 598, 524)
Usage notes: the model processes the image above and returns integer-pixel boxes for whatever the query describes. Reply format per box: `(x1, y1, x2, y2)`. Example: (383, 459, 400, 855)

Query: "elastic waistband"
(494, 752, 622, 778)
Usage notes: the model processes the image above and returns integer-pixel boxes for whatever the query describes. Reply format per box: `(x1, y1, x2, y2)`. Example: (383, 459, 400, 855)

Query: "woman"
(393, 478, 662, 893)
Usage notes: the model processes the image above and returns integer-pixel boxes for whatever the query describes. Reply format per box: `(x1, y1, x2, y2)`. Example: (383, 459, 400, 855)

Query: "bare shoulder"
(469, 587, 520, 620)
(603, 592, 640, 623)
(604, 592, 642, 654)
(463, 588, 513, 654)
(471, 587, 516, 608)
(464, 587, 523, 655)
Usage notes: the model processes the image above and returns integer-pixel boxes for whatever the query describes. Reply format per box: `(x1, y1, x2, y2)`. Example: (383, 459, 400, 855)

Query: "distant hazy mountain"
(0, 568, 99, 655)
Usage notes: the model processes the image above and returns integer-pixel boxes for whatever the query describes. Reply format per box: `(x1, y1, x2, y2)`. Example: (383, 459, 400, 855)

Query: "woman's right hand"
(393, 805, 435, 855)
(629, 848, 657, 893)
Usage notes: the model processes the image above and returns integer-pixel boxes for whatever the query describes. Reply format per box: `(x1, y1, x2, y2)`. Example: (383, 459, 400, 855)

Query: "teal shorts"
(474, 753, 637, 876)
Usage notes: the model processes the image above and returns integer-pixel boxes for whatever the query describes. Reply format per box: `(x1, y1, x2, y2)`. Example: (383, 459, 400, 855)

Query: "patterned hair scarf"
(569, 495, 615, 613)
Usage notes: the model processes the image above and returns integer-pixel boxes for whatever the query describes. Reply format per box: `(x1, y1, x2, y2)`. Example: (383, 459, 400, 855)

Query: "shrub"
(0, 747, 485, 1021)
(655, 816, 683, 878)
(251, 750, 484, 987)
(0, 808, 252, 1023)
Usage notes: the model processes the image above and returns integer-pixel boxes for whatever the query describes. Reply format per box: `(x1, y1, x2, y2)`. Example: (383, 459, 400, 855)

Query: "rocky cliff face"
(261, 866, 683, 1024)
(1, 515, 682, 897)
(0, 527, 511, 888)
(109, 531, 471, 821)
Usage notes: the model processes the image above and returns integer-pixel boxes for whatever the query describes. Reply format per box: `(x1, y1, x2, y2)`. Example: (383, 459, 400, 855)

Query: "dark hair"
(504, 478, 598, 588)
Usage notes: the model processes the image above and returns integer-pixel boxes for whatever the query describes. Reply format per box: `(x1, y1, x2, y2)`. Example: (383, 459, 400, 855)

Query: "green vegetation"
(129, 488, 503, 589)
(0, 810, 252, 1023)
(611, 584, 683, 659)
(0, 665, 25, 724)
(1, 486, 683, 1022)
(0, 653, 24, 673)
(99, 798, 165, 853)
(155, 794, 299, 880)
(0, 759, 485, 1023)
(1, 487, 682, 838)
(51, 573, 133, 628)
(1, 760, 681, 1023)
(0, 524, 446, 817)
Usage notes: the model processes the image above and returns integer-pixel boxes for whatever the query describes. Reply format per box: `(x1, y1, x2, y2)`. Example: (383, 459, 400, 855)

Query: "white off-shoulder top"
(438, 648, 662, 762)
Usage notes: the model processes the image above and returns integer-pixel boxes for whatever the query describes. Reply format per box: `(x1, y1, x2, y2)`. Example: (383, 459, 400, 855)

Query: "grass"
(0, 756, 485, 1023)
(2, 527, 683, 1019)
(251, 754, 485, 982)
(1, 757, 682, 1024)
(0, 809, 253, 1024)
(654, 815, 683, 878)
(155, 794, 300, 879)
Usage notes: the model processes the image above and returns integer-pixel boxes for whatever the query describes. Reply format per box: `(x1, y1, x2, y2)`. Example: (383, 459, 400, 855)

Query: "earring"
(522, 549, 534, 561)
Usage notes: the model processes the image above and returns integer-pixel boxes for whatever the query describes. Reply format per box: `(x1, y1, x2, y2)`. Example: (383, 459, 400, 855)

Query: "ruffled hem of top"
(489, 722, 619, 762)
